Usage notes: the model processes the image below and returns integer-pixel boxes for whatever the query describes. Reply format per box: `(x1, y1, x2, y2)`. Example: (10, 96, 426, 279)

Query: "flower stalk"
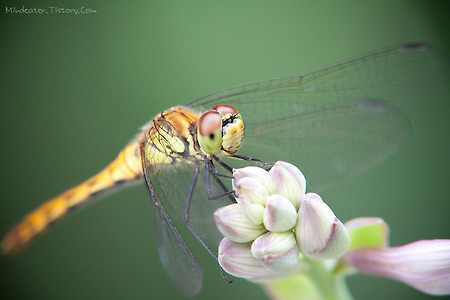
(262, 259, 353, 300)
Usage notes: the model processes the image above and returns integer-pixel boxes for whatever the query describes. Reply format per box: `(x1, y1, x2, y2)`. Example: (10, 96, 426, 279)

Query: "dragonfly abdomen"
(2, 142, 143, 255)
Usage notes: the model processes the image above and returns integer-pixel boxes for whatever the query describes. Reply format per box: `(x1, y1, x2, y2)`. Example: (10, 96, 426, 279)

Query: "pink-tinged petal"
(265, 161, 306, 210)
(218, 238, 277, 280)
(251, 232, 299, 273)
(214, 204, 266, 243)
(343, 239, 450, 295)
(263, 194, 298, 232)
(296, 193, 350, 259)
(233, 176, 268, 206)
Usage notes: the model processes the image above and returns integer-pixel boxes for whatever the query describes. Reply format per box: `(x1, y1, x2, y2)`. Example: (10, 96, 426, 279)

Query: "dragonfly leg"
(229, 154, 274, 168)
(204, 161, 236, 202)
(212, 156, 234, 173)
(184, 164, 232, 283)
(208, 157, 233, 178)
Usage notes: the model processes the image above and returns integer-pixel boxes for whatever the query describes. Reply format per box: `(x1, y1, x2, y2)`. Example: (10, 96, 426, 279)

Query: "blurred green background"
(1, 1, 449, 299)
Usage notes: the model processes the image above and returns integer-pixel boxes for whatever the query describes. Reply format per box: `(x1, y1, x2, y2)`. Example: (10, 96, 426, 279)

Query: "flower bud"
(263, 194, 298, 232)
(251, 232, 299, 273)
(214, 204, 266, 243)
(218, 237, 276, 280)
(345, 217, 389, 250)
(265, 161, 306, 210)
(296, 193, 350, 259)
(236, 195, 265, 225)
(233, 166, 269, 186)
(233, 177, 268, 206)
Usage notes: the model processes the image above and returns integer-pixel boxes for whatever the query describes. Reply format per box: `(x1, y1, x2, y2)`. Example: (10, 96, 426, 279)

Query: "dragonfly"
(2, 43, 448, 296)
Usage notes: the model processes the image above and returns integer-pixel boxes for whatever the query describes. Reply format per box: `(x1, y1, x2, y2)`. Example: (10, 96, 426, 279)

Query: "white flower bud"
(233, 176, 268, 206)
(214, 204, 266, 243)
(218, 237, 276, 280)
(296, 193, 350, 259)
(236, 195, 265, 225)
(265, 161, 306, 210)
(233, 166, 269, 186)
(251, 232, 299, 273)
(263, 194, 298, 232)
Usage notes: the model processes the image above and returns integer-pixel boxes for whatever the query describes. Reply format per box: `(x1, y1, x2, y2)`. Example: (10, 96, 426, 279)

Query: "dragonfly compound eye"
(197, 110, 223, 155)
(213, 103, 239, 116)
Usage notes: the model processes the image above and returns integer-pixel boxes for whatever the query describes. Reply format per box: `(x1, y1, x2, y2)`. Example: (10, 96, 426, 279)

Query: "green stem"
(261, 260, 353, 300)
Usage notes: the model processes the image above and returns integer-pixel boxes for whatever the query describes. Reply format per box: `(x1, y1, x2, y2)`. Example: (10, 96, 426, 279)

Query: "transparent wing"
(149, 159, 233, 257)
(151, 199, 203, 297)
(141, 150, 203, 296)
(189, 43, 449, 190)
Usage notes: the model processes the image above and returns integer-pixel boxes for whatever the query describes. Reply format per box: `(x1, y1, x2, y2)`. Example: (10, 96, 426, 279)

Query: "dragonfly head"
(197, 104, 244, 155)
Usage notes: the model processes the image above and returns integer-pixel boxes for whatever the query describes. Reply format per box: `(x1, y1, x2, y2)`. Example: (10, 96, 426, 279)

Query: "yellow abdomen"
(2, 142, 143, 254)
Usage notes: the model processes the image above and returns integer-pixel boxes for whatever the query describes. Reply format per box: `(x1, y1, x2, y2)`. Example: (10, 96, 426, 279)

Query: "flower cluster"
(214, 161, 351, 280)
(214, 161, 450, 297)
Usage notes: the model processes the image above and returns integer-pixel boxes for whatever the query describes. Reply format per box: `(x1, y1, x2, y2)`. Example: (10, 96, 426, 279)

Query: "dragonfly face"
(213, 103, 245, 155)
(2, 42, 448, 297)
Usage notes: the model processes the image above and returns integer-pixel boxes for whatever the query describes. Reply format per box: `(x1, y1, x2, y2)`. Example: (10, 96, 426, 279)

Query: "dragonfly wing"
(149, 159, 233, 256)
(150, 196, 203, 297)
(238, 100, 410, 191)
(189, 43, 449, 190)
(190, 43, 447, 111)
(142, 150, 203, 296)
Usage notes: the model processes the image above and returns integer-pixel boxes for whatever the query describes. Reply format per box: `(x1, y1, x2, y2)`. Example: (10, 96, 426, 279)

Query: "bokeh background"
(1, 1, 449, 299)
